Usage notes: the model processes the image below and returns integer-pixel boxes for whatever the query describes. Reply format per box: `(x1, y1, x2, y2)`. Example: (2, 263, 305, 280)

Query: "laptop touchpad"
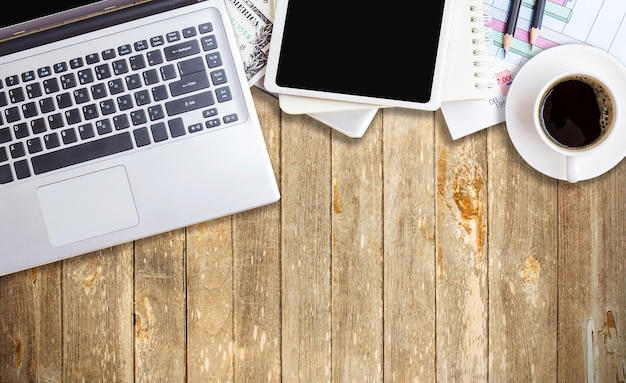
(37, 166, 139, 247)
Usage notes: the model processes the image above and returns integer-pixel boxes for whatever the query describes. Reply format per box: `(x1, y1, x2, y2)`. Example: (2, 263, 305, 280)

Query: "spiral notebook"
(442, 0, 491, 102)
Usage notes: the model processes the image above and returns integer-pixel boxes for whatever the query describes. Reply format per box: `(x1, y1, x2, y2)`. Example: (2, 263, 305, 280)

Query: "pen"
(503, 0, 522, 56)
(530, 0, 547, 46)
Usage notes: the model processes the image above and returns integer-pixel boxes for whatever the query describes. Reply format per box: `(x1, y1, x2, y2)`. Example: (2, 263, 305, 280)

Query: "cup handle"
(566, 156, 580, 183)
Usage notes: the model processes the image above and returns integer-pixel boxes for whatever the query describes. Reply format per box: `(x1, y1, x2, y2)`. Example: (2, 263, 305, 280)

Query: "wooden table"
(1, 87, 625, 382)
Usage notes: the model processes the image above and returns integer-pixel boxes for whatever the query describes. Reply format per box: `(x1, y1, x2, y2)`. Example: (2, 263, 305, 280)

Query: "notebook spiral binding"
(470, 2, 494, 90)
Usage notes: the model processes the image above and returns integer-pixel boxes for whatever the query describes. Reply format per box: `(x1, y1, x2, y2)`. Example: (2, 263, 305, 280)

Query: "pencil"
(530, 0, 547, 46)
(503, 0, 522, 56)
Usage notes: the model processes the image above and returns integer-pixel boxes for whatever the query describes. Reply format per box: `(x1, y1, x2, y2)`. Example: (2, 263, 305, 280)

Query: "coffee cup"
(533, 72, 619, 183)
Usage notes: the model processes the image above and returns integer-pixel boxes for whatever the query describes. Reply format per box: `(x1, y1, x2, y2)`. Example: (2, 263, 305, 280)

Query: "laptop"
(0, 0, 280, 276)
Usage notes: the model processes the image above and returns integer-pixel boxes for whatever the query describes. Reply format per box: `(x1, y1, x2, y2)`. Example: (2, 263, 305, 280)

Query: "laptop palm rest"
(37, 166, 139, 247)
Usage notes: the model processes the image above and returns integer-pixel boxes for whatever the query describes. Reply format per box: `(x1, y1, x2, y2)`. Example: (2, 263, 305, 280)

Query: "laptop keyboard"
(0, 6, 247, 185)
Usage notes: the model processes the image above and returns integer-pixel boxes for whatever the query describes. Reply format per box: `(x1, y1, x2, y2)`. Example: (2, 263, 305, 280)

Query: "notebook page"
(442, 0, 491, 101)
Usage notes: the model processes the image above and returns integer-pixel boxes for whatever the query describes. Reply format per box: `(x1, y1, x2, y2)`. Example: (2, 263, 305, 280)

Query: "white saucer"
(505, 44, 626, 181)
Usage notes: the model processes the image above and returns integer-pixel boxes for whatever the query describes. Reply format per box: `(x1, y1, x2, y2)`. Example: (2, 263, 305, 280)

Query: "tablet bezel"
(264, 0, 456, 111)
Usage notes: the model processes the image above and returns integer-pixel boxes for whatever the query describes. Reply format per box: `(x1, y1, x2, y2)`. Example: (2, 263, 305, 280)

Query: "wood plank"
(558, 160, 626, 382)
(487, 123, 558, 382)
(62, 245, 134, 381)
(186, 218, 235, 382)
(557, 178, 601, 382)
(382, 108, 437, 382)
(435, 113, 488, 381)
(232, 88, 282, 381)
(134, 230, 186, 382)
(280, 112, 332, 382)
(0, 264, 62, 382)
(588, 164, 626, 382)
(331, 111, 383, 382)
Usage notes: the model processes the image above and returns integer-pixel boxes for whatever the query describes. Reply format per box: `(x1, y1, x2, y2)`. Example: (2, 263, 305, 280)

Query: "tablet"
(264, 0, 455, 111)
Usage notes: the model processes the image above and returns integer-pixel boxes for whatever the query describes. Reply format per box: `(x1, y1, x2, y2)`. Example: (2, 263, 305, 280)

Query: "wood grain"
(1, 91, 625, 382)
(331, 111, 383, 382)
(231, 88, 282, 382)
(383, 108, 436, 382)
(187, 218, 235, 382)
(0, 264, 61, 382)
(558, 162, 626, 382)
(134, 230, 186, 382)
(435, 111, 489, 382)
(281, 111, 332, 382)
(62, 245, 134, 382)
(487, 123, 558, 382)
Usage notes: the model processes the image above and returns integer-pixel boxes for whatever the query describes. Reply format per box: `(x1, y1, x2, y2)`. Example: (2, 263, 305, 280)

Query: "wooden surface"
(1, 87, 625, 382)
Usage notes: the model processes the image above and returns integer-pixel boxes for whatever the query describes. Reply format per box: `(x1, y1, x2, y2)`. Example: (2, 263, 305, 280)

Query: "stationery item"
(506, 45, 626, 182)
(442, 0, 493, 101)
(530, 0, 547, 46)
(264, 0, 456, 111)
(441, 0, 626, 140)
(0, 0, 280, 276)
(503, 0, 522, 56)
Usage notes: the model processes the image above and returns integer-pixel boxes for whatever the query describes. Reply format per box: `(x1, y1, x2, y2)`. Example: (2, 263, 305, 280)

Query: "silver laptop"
(0, 0, 280, 276)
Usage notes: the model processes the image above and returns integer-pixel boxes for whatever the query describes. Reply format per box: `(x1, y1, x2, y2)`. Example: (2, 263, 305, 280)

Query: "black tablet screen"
(275, 1, 447, 103)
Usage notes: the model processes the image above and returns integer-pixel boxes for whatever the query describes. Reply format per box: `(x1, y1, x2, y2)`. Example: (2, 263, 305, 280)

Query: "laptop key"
(0, 164, 13, 184)
(133, 127, 151, 147)
(31, 132, 134, 174)
(9, 142, 25, 158)
(9, 88, 25, 103)
(27, 137, 43, 154)
(31, 118, 47, 134)
(39, 97, 55, 113)
(60, 73, 77, 89)
(169, 71, 210, 97)
(165, 91, 215, 116)
(6, 75, 19, 86)
(177, 57, 205, 75)
(13, 123, 29, 139)
(26, 83, 42, 98)
(14, 160, 30, 179)
(86, 53, 100, 65)
(43, 78, 60, 94)
(5, 107, 20, 123)
(0, 127, 11, 144)
(150, 122, 168, 142)
(44, 133, 60, 149)
(164, 40, 200, 61)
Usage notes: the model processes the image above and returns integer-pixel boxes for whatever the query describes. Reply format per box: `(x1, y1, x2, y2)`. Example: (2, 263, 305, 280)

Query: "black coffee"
(539, 75, 613, 149)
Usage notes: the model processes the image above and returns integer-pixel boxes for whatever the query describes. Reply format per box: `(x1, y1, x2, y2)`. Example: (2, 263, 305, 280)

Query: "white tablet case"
(279, 94, 381, 114)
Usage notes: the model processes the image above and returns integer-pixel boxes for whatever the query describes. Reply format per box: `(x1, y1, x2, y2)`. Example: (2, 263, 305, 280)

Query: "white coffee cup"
(533, 72, 619, 183)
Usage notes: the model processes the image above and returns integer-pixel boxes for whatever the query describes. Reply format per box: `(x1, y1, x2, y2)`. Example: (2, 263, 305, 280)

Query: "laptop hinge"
(0, 0, 194, 56)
